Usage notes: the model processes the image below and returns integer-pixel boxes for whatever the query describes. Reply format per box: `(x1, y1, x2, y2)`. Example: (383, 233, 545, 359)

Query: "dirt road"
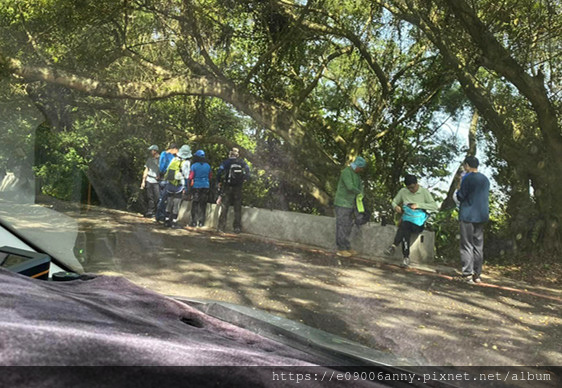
(52, 205, 562, 366)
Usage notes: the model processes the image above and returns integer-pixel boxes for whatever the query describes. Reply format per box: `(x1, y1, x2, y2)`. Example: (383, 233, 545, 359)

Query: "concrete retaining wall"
(179, 202, 435, 264)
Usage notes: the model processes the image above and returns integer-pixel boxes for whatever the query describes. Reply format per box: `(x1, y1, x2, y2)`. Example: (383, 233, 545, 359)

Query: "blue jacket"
(189, 162, 212, 189)
(159, 152, 175, 175)
(401, 206, 429, 227)
(457, 172, 490, 223)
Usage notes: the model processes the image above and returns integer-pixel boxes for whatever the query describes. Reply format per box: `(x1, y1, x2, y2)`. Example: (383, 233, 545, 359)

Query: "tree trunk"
(442, 0, 562, 165)
(441, 110, 478, 210)
(530, 166, 562, 252)
(386, 1, 562, 253)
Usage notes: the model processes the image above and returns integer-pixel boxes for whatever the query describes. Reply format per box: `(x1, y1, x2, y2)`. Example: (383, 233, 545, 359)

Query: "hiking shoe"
(348, 249, 358, 256)
(164, 220, 172, 228)
(473, 275, 482, 283)
(198, 222, 204, 227)
(401, 257, 410, 268)
(171, 222, 181, 229)
(384, 245, 396, 256)
(233, 227, 241, 234)
(336, 250, 352, 258)
(189, 222, 196, 227)
(462, 275, 475, 284)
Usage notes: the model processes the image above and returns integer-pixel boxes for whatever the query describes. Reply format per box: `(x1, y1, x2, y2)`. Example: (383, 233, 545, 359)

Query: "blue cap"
(195, 149, 205, 158)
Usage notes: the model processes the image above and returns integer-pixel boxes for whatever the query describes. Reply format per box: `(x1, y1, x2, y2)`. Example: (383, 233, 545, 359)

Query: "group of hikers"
(140, 144, 250, 233)
(335, 155, 490, 284)
(141, 147, 490, 284)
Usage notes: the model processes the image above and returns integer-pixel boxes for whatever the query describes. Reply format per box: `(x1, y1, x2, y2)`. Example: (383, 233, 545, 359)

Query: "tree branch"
(124, 48, 174, 78)
(293, 45, 352, 109)
(181, 0, 228, 82)
(276, 1, 392, 98)
(442, 0, 562, 153)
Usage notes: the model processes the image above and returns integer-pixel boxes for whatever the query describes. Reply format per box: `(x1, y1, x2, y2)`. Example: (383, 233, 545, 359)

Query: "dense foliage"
(0, 0, 560, 258)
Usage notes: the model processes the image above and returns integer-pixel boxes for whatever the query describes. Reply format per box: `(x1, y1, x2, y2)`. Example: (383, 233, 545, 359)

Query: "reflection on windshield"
(0, 200, 83, 273)
(1, 0, 561, 371)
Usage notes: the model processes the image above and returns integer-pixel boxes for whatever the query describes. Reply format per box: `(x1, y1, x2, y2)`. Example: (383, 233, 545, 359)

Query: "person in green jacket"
(334, 156, 367, 257)
(384, 174, 438, 267)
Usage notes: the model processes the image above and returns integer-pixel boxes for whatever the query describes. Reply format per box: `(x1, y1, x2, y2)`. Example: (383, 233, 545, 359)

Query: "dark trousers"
(460, 221, 484, 277)
(145, 182, 160, 216)
(218, 185, 243, 230)
(191, 188, 209, 225)
(335, 206, 354, 250)
(393, 221, 424, 258)
(156, 181, 168, 221)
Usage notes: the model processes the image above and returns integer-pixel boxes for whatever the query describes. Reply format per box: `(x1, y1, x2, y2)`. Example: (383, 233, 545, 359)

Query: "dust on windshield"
(1, 0, 560, 368)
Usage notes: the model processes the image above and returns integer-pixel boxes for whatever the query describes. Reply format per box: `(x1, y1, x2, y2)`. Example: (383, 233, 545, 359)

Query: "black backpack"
(355, 210, 371, 226)
(226, 160, 245, 186)
(354, 205, 371, 226)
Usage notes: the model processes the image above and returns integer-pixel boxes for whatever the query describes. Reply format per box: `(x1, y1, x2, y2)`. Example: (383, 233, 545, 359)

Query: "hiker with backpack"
(384, 174, 438, 267)
(188, 149, 212, 227)
(216, 147, 250, 234)
(155, 143, 178, 222)
(164, 145, 192, 229)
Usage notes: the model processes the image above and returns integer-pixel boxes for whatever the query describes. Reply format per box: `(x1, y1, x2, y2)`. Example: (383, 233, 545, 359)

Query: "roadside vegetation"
(1, 0, 560, 276)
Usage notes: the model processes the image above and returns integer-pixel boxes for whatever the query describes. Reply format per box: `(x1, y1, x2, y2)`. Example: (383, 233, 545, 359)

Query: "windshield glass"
(1, 0, 560, 370)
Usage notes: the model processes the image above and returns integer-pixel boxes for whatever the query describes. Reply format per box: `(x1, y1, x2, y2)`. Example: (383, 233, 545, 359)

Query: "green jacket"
(391, 187, 438, 212)
(334, 166, 363, 208)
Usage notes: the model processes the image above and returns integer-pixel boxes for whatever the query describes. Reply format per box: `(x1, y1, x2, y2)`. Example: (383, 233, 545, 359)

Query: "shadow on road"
(29, 205, 562, 366)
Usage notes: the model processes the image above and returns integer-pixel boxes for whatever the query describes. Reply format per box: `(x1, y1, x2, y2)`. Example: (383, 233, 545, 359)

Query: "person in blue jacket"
(188, 150, 212, 227)
(455, 156, 490, 283)
(155, 143, 178, 222)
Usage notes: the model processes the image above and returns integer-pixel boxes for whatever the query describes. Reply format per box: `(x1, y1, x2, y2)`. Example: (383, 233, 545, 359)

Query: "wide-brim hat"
(177, 145, 192, 159)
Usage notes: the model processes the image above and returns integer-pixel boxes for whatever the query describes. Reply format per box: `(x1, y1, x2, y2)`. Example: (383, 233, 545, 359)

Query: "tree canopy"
(1, 0, 560, 255)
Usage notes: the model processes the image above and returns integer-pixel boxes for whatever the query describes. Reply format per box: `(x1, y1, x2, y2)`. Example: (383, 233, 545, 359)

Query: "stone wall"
(179, 202, 435, 264)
